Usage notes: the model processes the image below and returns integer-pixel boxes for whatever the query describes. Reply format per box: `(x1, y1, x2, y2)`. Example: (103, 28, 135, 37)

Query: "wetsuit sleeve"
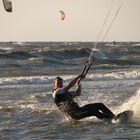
(75, 84, 81, 96)
(69, 84, 81, 98)
(68, 91, 76, 98)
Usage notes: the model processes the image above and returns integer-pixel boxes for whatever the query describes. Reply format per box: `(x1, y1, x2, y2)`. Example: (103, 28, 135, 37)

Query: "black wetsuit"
(53, 88, 115, 120)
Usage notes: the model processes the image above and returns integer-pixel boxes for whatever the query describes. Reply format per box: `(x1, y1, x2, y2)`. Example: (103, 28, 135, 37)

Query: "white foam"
(0, 70, 139, 86)
(132, 43, 140, 46)
(0, 46, 13, 51)
(87, 70, 140, 80)
(115, 89, 140, 118)
(0, 76, 53, 85)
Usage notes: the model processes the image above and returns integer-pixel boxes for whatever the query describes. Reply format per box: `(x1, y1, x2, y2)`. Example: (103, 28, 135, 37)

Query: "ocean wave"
(88, 70, 140, 80)
(0, 69, 139, 86)
(36, 47, 91, 60)
(0, 42, 139, 78)
(0, 51, 35, 60)
(0, 46, 13, 51)
(0, 76, 53, 85)
(0, 42, 139, 70)
(115, 88, 140, 122)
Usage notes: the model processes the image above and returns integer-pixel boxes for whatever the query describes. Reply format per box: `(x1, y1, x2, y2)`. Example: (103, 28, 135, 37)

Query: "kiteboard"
(113, 110, 133, 123)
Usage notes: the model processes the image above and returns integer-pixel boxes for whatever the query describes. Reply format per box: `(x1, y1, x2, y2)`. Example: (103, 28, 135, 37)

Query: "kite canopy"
(59, 10, 65, 21)
(2, 0, 12, 12)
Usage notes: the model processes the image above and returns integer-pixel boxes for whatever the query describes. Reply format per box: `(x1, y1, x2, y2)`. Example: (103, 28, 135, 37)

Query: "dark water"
(0, 42, 140, 140)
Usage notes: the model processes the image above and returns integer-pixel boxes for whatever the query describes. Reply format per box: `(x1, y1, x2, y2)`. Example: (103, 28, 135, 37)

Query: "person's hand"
(77, 79, 81, 85)
(78, 73, 86, 79)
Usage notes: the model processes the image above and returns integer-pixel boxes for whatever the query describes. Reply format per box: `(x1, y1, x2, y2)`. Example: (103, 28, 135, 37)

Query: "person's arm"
(75, 83, 81, 96)
(69, 83, 81, 98)
(63, 73, 85, 91)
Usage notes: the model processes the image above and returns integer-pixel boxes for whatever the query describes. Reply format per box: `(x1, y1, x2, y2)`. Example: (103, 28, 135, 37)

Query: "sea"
(0, 42, 140, 140)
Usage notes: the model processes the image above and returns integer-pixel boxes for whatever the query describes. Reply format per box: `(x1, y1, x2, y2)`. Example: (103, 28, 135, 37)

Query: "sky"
(0, 0, 140, 42)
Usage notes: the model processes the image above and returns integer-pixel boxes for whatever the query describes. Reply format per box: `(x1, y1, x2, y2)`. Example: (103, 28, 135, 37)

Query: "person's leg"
(97, 103, 115, 119)
(66, 106, 96, 120)
(68, 103, 115, 120)
(82, 103, 115, 120)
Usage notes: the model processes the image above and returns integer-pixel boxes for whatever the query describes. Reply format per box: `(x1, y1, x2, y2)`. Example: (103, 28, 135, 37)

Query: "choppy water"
(0, 42, 140, 140)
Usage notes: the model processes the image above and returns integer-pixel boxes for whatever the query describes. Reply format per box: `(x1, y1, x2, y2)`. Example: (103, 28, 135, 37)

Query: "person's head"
(53, 77, 63, 90)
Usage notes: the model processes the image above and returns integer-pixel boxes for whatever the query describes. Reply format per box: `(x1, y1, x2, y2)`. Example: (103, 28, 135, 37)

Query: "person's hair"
(55, 77, 63, 81)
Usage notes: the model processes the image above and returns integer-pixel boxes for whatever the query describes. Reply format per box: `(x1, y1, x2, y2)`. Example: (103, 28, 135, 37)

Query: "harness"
(54, 90, 79, 117)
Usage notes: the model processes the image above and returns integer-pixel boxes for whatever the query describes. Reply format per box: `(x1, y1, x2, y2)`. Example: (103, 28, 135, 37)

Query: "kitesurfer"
(52, 74, 116, 121)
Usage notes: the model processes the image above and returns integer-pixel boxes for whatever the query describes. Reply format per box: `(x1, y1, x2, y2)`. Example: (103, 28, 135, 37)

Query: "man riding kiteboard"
(52, 57, 116, 121)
